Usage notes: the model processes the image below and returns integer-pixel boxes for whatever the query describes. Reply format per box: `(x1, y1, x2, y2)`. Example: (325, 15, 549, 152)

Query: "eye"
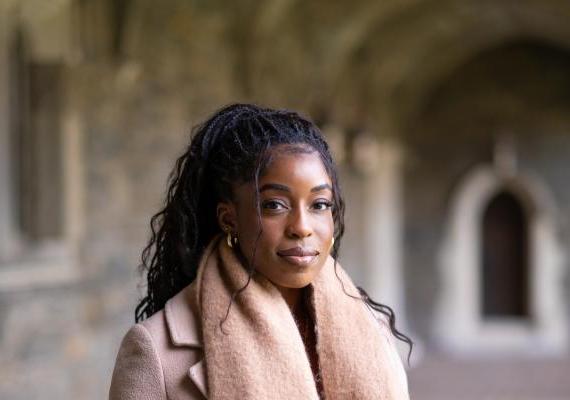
(262, 199, 288, 211)
(313, 200, 333, 211)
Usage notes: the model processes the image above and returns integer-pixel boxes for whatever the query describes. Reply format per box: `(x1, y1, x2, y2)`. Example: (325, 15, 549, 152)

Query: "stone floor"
(407, 352, 570, 400)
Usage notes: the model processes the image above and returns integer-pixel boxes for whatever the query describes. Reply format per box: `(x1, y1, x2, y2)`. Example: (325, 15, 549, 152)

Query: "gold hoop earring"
(227, 232, 238, 248)
(330, 236, 335, 252)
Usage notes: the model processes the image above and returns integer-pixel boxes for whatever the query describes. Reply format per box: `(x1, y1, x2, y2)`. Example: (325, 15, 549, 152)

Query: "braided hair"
(135, 103, 413, 360)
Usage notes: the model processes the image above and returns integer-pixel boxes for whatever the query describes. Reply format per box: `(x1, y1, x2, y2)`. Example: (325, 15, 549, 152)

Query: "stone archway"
(481, 190, 530, 319)
(435, 165, 567, 355)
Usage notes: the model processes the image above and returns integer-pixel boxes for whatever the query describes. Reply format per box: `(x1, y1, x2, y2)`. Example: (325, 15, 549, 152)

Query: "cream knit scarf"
(196, 236, 409, 400)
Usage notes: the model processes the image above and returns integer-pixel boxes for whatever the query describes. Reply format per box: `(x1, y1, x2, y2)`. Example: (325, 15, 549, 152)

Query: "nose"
(286, 208, 313, 239)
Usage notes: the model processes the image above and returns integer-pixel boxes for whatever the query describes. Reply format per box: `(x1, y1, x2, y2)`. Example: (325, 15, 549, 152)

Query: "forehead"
(261, 147, 331, 185)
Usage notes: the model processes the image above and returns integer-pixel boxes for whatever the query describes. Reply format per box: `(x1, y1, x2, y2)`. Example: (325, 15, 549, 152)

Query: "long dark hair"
(136, 103, 413, 360)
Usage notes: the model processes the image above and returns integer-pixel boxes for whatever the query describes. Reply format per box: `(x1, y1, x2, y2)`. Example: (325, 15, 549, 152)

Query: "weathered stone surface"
(1, 1, 570, 399)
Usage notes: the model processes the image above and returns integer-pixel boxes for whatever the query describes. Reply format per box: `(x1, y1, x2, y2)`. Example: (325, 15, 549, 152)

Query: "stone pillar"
(353, 135, 408, 330)
(0, 4, 15, 260)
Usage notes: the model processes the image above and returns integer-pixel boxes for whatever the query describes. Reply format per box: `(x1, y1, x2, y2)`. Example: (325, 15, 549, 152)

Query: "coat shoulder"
(109, 323, 167, 400)
(109, 286, 207, 400)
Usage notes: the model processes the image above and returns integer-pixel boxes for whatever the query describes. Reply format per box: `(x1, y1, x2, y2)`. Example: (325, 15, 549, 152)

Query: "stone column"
(353, 135, 408, 330)
(0, 4, 15, 260)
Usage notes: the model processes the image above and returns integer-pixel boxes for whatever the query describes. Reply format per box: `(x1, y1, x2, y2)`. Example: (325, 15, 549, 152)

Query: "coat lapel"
(165, 284, 202, 347)
(188, 359, 208, 398)
(165, 283, 209, 398)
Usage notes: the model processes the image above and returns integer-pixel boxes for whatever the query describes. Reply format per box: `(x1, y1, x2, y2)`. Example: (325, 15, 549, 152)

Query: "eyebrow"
(260, 183, 290, 193)
(310, 183, 332, 193)
(259, 183, 332, 193)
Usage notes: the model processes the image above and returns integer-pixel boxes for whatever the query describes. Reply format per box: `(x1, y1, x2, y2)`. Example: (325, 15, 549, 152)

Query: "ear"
(216, 201, 237, 233)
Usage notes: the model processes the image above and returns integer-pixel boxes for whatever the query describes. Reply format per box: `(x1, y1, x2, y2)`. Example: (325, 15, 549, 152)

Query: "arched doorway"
(435, 167, 566, 355)
(481, 191, 530, 319)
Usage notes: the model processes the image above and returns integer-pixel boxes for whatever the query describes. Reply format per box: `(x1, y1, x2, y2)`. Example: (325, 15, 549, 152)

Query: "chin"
(277, 274, 316, 289)
(282, 281, 311, 289)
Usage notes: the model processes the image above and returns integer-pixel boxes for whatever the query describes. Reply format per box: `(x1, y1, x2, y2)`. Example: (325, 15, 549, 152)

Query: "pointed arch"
(481, 190, 530, 319)
(435, 166, 567, 355)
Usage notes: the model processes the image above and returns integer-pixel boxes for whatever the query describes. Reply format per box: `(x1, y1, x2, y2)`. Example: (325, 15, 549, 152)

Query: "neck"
(277, 286, 303, 311)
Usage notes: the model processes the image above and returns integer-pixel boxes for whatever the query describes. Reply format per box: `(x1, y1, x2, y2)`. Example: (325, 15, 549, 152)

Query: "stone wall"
(402, 39, 570, 339)
(1, 1, 570, 399)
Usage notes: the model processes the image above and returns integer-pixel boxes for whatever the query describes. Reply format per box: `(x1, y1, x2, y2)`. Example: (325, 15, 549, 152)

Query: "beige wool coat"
(109, 281, 409, 400)
(109, 282, 207, 400)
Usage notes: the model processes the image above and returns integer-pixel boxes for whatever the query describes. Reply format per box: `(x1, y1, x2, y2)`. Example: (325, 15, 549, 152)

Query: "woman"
(109, 103, 412, 400)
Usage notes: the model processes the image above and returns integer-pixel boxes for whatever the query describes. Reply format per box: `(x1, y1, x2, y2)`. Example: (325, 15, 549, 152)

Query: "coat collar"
(165, 282, 203, 348)
(165, 282, 208, 398)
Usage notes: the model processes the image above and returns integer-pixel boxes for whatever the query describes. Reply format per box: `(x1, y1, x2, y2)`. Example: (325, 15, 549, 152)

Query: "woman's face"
(221, 146, 335, 290)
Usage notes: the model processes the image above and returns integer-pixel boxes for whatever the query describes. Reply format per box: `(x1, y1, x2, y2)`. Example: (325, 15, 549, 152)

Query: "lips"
(277, 247, 319, 257)
(277, 247, 319, 267)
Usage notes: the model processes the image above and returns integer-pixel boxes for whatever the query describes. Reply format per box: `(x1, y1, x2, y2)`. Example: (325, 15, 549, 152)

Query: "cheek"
(316, 215, 335, 239)
(237, 226, 259, 257)
(257, 219, 285, 249)
(235, 213, 282, 259)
